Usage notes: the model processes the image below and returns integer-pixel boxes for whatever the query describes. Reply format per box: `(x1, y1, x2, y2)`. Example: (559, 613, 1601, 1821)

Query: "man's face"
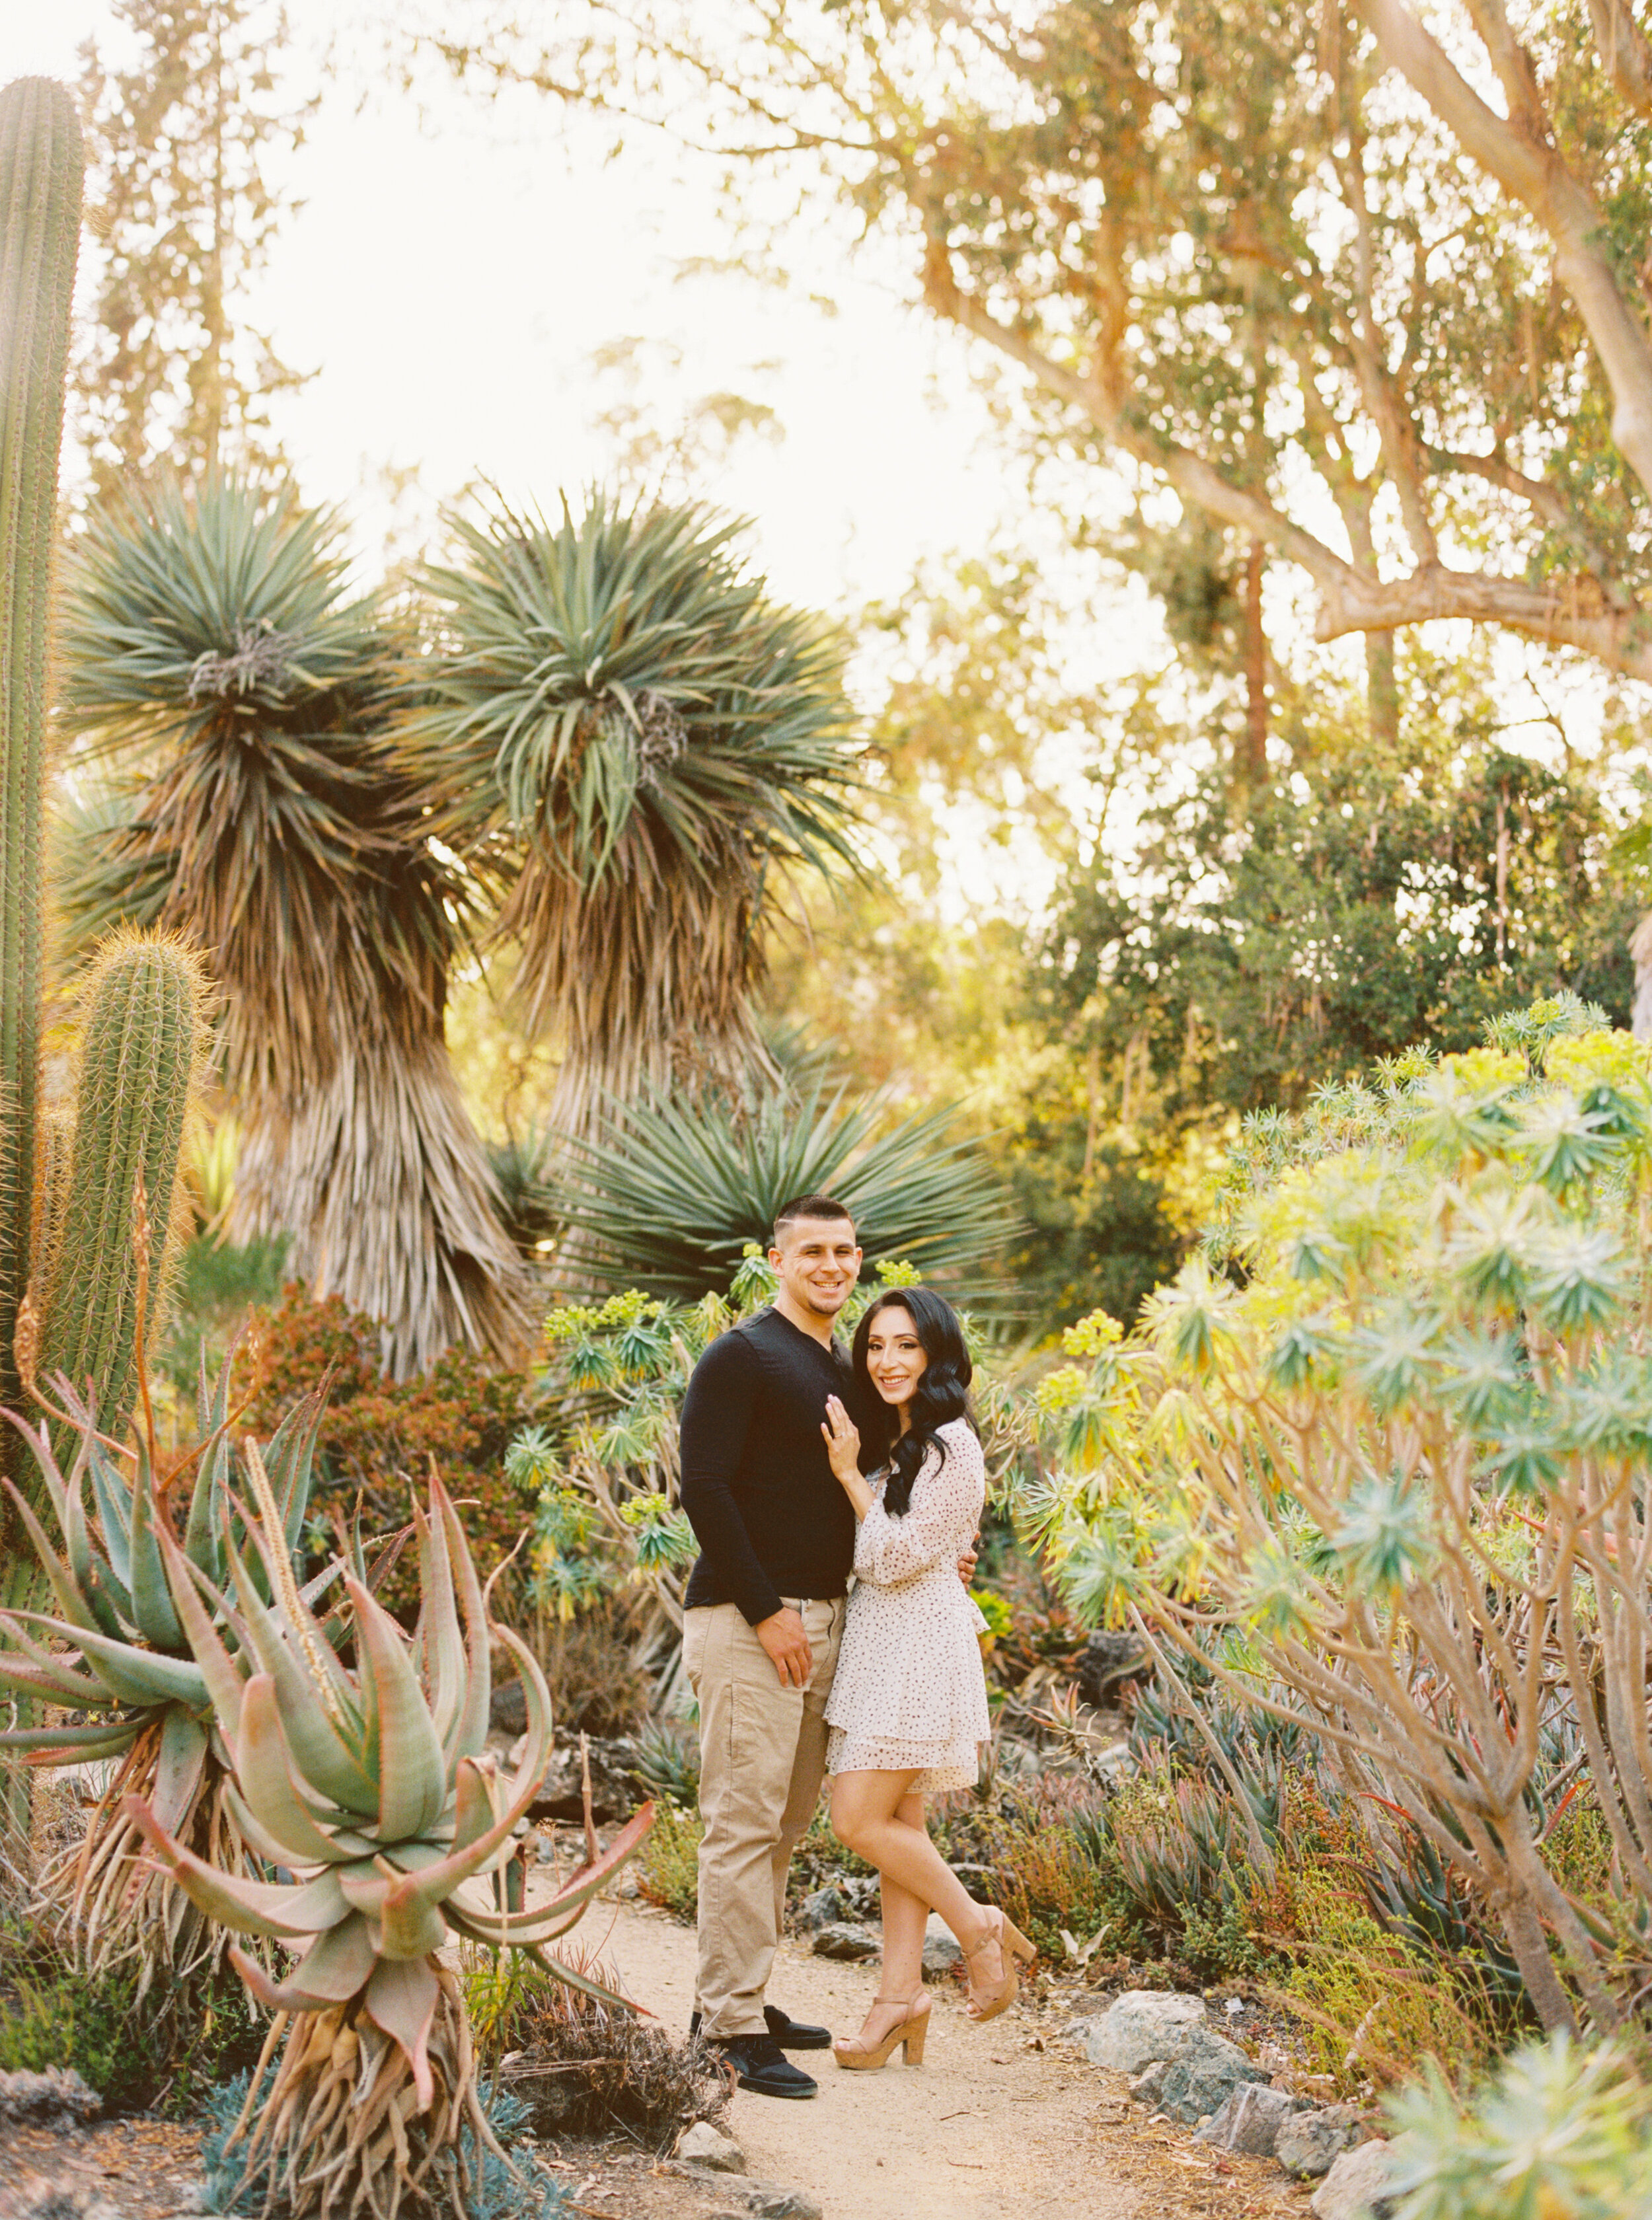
(769, 1216, 862, 1321)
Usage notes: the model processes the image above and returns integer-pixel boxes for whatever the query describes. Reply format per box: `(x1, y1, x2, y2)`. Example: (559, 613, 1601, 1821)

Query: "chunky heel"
(833, 1993, 931, 2071)
(964, 1907, 1037, 2024)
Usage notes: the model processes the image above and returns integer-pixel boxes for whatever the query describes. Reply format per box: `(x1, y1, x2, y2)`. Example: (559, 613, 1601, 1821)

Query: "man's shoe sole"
(772, 2028, 831, 2051)
(733, 2070, 817, 2098)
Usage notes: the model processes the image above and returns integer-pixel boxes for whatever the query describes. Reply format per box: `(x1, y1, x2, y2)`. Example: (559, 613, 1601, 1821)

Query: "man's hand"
(957, 1533, 980, 1586)
(755, 1606, 813, 1688)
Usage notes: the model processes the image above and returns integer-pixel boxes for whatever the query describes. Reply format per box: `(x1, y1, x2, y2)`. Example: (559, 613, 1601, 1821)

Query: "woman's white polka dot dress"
(825, 1417, 992, 1794)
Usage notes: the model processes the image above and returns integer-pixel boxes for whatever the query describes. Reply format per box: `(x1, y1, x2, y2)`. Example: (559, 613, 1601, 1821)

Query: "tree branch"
(1422, 443, 1628, 595)
(1587, 0, 1652, 118)
(1313, 562, 1652, 679)
(1353, 0, 1652, 504)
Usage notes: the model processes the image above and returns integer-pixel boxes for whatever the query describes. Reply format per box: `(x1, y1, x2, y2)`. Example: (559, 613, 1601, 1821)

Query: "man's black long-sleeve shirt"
(679, 1306, 859, 1625)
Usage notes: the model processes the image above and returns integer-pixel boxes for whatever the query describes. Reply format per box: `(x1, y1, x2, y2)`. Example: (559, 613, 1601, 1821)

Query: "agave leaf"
(151, 1704, 211, 1836)
(0, 1720, 137, 1756)
(235, 1488, 357, 1719)
(60, 1434, 125, 1641)
(363, 1955, 439, 2110)
(6, 1611, 207, 1709)
(446, 1802, 655, 1945)
(123, 1795, 351, 1937)
(0, 1643, 112, 1706)
(182, 1350, 237, 1578)
(228, 1913, 377, 2013)
(236, 1672, 360, 1865)
(440, 1910, 644, 2013)
(373, 1623, 553, 1919)
(451, 1754, 500, 1856)
(87, 1436, 135, 1601)
(127, 1436, 185, 1651)
(411, 1504, 463, 1758)
(261, 1382, 327, 1555)
(374, 1879, 448, 1962)
(346, 1576, 449, 1843)
(0, 1472, 102, 1638)
(223, 1783, 379, 1872)
(221, 1513, 379, 1818)
(155, 1526, 247, 1744)
(433, 1475, 490, 1764)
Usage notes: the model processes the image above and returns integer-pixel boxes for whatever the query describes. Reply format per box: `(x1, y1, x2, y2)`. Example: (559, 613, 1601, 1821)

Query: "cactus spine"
(40, 931, 209, 1437)
(0, 79, 81, 1425)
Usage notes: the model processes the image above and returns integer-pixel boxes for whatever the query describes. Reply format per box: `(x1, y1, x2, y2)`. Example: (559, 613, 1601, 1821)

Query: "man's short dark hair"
(772, 1193, 856, 1244)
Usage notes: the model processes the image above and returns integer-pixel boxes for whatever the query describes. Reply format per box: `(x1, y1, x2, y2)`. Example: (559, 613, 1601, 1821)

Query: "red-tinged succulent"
(128, 1464, 652, 2220)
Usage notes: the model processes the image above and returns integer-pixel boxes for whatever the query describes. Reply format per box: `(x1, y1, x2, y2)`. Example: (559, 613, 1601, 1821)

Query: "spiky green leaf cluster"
(129, 1468, 653, 2108)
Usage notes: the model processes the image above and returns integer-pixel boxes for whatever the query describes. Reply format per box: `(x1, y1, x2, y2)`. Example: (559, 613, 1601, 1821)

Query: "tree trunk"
(1365, 631, 1398, 748)
(1630, 914, 1652, 1039)
(1241, 537, 1267, 784)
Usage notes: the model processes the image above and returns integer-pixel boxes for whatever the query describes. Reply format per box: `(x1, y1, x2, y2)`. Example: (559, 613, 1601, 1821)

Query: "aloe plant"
(0, 1337, 329, 1996)
(128, 1467, 652, 2220)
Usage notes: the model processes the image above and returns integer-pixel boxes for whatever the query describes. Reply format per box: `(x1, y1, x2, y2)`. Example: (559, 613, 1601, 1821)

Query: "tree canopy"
(435, 0, 1652, 725)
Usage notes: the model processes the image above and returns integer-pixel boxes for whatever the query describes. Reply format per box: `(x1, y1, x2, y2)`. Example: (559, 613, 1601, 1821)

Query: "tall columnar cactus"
(0, 78, 81, 1428)
(36, 929, 210, 1444)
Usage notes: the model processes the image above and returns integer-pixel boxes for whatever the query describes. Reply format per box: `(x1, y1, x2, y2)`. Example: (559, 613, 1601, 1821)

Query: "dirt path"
(581, 1893, 1308, 2220)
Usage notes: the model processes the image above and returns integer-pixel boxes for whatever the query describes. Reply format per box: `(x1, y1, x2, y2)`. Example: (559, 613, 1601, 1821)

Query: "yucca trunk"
(233, 1019, 533, 1380)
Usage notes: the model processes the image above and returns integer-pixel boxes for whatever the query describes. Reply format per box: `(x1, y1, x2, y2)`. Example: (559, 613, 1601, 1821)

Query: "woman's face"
(864, 1306, 928, 1408)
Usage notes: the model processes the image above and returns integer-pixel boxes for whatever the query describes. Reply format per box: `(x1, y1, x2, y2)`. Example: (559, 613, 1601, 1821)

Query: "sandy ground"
(577, 1893, 1311, 2220)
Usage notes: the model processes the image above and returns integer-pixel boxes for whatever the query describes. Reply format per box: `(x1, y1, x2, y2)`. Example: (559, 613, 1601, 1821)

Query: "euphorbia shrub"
(1032, 998, 1652, 2032)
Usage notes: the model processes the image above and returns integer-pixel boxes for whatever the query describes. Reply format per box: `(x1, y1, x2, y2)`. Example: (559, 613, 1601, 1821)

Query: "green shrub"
(1384, 2034, 1652, 2218)
(637, 1802, 703, 1921)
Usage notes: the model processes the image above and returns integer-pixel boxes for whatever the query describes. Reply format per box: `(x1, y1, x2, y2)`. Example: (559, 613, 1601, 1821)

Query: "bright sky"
(3, 0, 1044, 621)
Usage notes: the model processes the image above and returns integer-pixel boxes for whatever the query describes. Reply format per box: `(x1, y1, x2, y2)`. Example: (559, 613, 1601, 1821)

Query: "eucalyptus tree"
(57, 477, 534, 1378)
(432, 0, 1652, 748)
(399, 491, 862, 1136)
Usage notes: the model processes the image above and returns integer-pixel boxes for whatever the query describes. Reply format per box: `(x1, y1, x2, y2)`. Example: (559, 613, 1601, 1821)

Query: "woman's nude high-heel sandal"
(833, 1993, 931, 2070)
(964, 1908, 1037, 2024)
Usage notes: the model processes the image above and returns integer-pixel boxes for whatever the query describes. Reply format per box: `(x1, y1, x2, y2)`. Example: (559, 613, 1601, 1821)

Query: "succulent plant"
(0, 1335, 330, 1993)
(127, 1467, 652, 2220)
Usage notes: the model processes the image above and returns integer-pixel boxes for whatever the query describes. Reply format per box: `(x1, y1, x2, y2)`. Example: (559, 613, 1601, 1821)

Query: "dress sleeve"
(853, 1426, 986, 1586)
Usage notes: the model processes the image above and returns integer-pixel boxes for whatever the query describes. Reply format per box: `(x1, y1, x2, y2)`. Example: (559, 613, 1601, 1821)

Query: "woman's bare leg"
(877, 1792, 930, 2001)
(831, 1770, 996, 1973)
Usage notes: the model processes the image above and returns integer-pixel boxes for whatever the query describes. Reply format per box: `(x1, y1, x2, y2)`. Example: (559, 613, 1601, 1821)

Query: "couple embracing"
(677, 1193, 1034, 2099)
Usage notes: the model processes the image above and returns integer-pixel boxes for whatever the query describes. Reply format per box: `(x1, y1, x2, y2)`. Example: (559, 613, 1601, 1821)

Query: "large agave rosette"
(126, 1466, 651, 2218)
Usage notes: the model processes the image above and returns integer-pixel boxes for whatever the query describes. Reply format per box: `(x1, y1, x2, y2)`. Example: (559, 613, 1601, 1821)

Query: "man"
(678, 1193, 863, 2099)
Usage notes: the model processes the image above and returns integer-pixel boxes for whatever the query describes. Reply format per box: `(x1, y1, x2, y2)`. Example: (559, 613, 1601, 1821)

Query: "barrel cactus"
(37, 927, 210, 1444)
(130, 1470, 653, 2220)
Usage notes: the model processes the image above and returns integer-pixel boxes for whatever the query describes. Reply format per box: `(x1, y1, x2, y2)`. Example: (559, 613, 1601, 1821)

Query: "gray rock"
(1078, 1989, 1209, 2072)
(677, 2121, 745, 2172)
(794, 1886, 846, 1933)
(1311, 2139, 1394, 2220)
(1276, 2103, 1367, 2180)
(1125, 2028, 1266, 2125)
(665, 2170, 820, 2219)
(810, 1920, 880, 1962)
(0, 2066, 102, 2128)
(922, 1913, 963, 1974)
(1193, 2081, 1310, 2156)
(490, 1680, 528, 1735)
(1076, 1629, 1150, 1705)
(523, 1734, 645, 1824)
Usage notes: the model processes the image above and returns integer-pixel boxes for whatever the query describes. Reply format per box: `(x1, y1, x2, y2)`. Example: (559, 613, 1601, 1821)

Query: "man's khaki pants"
(682, 1596, 844, 2040)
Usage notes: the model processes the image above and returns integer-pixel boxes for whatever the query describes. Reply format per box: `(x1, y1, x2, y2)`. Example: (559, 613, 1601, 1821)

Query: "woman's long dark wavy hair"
(850, 1286, 977, 1516)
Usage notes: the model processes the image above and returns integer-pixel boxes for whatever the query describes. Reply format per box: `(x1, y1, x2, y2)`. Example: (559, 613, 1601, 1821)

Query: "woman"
(818, 1286, 1035, 2071)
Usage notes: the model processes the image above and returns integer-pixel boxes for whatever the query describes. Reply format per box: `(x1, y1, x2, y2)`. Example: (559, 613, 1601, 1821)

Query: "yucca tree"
(399, 492, 862, 1134)
(537, 1076, 1020, 1298)
(56, 476, 533, 1376)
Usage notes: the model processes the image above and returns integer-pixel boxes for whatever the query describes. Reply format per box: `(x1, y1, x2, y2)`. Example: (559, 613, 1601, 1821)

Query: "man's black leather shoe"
(706, 2032, 818, 2099)
(764, 2003, 832, 2050)
(689, 2005, 833, 2051)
